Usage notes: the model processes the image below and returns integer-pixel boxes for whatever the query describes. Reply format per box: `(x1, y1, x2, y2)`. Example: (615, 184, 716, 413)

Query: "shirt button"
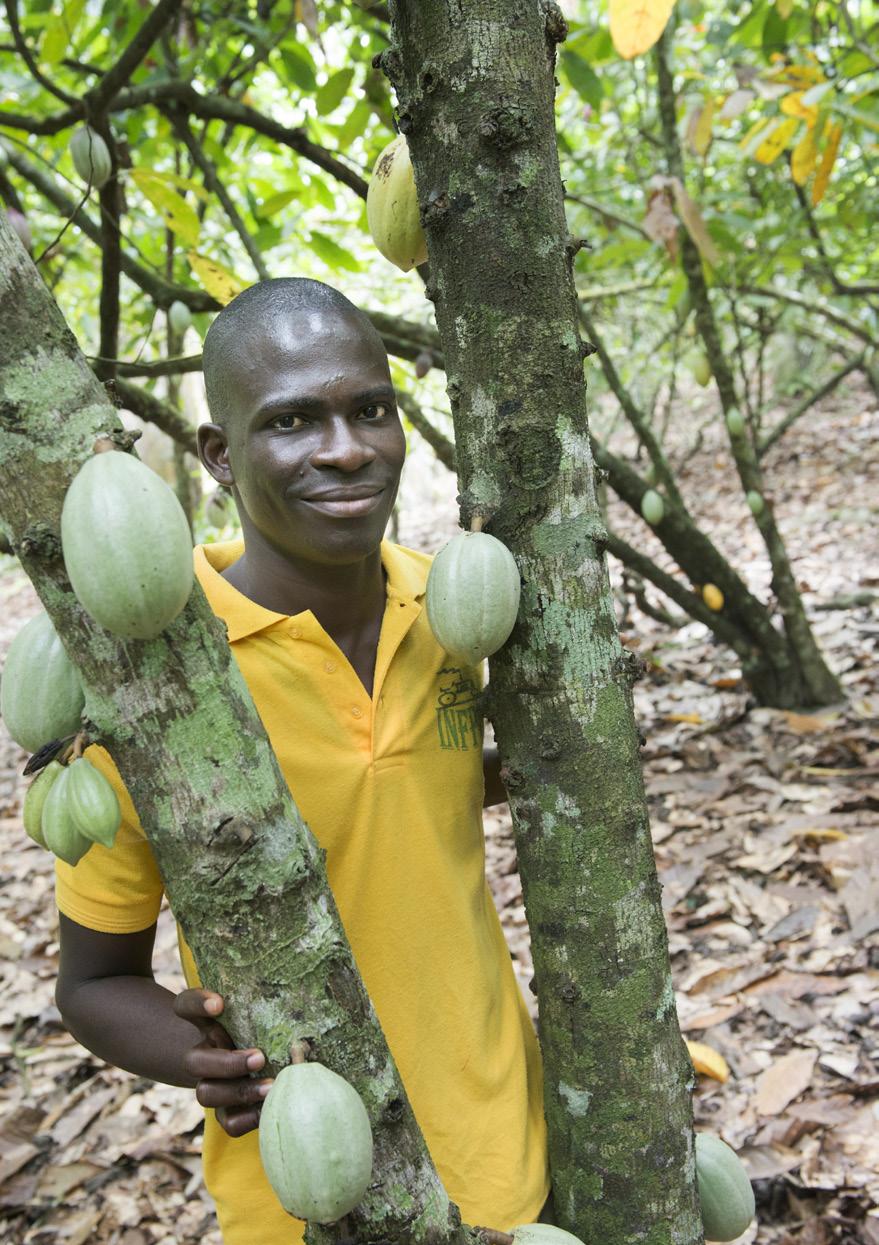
(324, 660, 336, 673)
(351, 706, 363, 718)
(290, 626, 301, 639)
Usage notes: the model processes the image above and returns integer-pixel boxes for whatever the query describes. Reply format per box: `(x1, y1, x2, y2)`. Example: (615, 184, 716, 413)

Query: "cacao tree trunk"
(384, 4, 701, 1243)
(0, 216, 473, 1245)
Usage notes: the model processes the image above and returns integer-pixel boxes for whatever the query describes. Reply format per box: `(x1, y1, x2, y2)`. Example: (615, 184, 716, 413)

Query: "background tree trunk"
(384, 3, 701, 1242)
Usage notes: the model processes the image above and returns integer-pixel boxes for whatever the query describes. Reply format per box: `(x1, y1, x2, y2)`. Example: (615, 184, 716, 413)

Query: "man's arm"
(56, 913, 272, 1135)
(483, 745, 508, 807)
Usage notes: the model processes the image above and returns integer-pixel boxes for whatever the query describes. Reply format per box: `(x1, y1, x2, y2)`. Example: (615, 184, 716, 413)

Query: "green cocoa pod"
(69, 126, 112, 190)
(696, 1133, 755, 1242)
(426, 530, 521, 665)
(512, 1228, 585, 1245)
(168, 300, 192, 336)
(41, 766, 93, 866)
(643, 462, 658, 485)
(205, 488, 234, 529)
(746, 490, 764, 515)
(258, 1062, 373, 1223)
(725, 408, 745, 437)
(23, 760, 65, 849)
(61, 450, 194, 640)
(690, 351, 712, 387)
(1, 611, 84, 753)
(65, 757, 121, 848)
(641, 489, 665, 525)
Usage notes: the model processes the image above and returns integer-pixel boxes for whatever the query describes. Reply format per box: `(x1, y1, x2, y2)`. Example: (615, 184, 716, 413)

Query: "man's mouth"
(299, 487, 385, 518)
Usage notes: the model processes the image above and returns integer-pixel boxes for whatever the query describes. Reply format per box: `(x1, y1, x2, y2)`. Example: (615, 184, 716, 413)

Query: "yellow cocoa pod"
(366, 135, 428, 272)
(703, 584, 724, 611)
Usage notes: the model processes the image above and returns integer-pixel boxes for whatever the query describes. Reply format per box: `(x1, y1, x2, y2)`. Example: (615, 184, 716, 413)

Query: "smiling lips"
(300, 487, 385, 518)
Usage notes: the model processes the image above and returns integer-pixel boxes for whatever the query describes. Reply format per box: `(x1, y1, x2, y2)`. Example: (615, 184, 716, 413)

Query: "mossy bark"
(0, 218, 472, 1245)
(384, 4, 701, 1243)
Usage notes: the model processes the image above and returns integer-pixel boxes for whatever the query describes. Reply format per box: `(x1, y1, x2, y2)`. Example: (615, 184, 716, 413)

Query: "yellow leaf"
(686, 1041, 730, 1083)
(769, 63, 825, 87)
(776, 0, 794, 17)
(754, 116, 799, 164)
(690, 98, 715, 157)
(791, 127, 819, 184)
(783, 711, 831, 733)
(665, 713, 703, 724)
(187, 251, 247, 305)
(811, 121, 843, 205)
(670, 179, 720, 266)
(789, 826, 848, 840)
(41, 0, 87, 65)
(130, 169, 201, 247)
(780, 91, 818, 124)
(609, 0, 676, 60)
(739, 116, 770, 154)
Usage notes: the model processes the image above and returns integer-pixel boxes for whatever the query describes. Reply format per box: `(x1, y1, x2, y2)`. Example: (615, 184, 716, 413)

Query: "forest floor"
(0, 376, 877, 1245)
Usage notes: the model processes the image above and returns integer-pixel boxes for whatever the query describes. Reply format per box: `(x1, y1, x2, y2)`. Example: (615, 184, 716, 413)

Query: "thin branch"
(1, 82, 369, 199)
(96, 125, 122, 382)
(565, 193, 650, 239)
(113, 378, 198, 455)
(165, 109, 270, 280)
(2, 143, 219, 311)
(3, 0, 78, 106)
(741, 283, 878, 348)
(792, 179, 879, 297)
(86, 0, 184, 114)
(396, 391, 455, 470)
(758, 351, 866, 457)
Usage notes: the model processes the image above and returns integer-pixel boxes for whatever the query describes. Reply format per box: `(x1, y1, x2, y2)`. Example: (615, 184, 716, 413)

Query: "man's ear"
(198, 423, 234, 487)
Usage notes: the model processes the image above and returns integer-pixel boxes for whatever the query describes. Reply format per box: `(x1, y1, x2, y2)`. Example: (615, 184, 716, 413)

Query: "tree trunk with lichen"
(0, 216, 480, 1245)
(383, 3, 702, 1243)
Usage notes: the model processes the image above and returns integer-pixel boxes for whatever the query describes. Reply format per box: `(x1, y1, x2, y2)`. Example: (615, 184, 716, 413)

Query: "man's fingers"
(185, 1045, 266, 1082)
(195, 1074, 274, 1110)
(173, 987, 226, 1026)
(217, 1104, 265, 1138)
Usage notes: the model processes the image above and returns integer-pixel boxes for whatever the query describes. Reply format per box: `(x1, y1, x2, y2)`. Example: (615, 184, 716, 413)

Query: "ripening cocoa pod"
(65, 757, 121, 848)
(747, 490, 764, 515)
(640, 489, 664, 525)
(725, 408, 745, 437)
(23, 760, 65, 850)
(366, 134, 428, 272)
(168, 300, 192, 336)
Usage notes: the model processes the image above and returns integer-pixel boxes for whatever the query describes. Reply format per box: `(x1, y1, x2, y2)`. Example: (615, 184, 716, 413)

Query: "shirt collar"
(194, 539, 424, 643)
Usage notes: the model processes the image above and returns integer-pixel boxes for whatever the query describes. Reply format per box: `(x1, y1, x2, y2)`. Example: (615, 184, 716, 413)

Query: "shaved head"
(202, 278, 387, 429)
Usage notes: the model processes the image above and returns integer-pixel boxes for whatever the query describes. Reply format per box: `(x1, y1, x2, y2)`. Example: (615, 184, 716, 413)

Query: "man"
(53, 278, 551, 1243)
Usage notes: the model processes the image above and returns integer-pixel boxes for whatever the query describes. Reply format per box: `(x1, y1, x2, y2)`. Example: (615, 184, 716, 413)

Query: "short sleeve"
(54, 744, 164, 934)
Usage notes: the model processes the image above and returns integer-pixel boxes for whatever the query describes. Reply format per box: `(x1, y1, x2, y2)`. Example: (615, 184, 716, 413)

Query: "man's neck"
(221, 533, 387, 644)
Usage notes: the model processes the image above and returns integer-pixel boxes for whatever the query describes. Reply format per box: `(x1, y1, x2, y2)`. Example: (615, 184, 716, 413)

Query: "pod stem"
(92, 437, 116, 454)
(289, 1039, 311, 1064)
(474, 1230, 513, 1245)
(71, 731, 86, 761)
(470, 515, 484, 533)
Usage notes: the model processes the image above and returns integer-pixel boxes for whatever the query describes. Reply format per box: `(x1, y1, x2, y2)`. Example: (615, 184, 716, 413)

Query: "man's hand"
(174, 988, 273, 1137)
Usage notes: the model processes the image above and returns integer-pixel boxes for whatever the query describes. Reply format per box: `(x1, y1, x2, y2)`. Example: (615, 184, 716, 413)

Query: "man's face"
(201, 309, 407, 565)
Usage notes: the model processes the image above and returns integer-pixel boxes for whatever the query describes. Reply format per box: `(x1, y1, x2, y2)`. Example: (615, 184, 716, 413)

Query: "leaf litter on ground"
(0, 378, 877, 1243)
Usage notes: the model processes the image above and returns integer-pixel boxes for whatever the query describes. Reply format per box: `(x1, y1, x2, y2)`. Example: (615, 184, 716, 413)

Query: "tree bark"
(0, 215, 473, 1245)
(384, 4, 700, 1243)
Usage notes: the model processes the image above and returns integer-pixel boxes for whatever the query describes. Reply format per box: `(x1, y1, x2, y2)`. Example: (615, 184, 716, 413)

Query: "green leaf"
(315, 67, 355, 116)
(308, 231, 361, 272)
(762, 8, 789, 59)
(279, 42, 317, 92)
(560, 51, 603, 110)
(41, 0, 87, 64)
(307, 176, 335, 212)
(337, 99, 372, 146)
(131, 170, 201, 247)
(261, 188, 301, 217)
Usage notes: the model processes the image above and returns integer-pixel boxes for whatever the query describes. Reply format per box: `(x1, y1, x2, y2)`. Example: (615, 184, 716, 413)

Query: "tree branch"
(741, 283, 878, 348)
(96, 125, 122, 382)
(565, 193, 651, 240)
(3, 0, 77, 106)
(165, 108, 270, 281)
(86, 0, 184, 114)
(112, 378, 198, 455)
(792, 180, 879, 297)
(758, 351, 866, 457)
(396, 391, 455, 470)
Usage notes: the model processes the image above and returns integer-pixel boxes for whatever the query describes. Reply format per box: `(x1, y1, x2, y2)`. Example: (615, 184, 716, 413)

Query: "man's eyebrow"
(253, 387, 397, 421)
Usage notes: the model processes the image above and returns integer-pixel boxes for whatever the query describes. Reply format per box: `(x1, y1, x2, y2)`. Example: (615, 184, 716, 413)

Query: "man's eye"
(360, 403, 390, 420)
(272, 414, 304, 429)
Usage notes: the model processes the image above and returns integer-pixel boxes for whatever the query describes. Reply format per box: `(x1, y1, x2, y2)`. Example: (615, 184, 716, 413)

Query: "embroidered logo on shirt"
(435, 668, 482, 751)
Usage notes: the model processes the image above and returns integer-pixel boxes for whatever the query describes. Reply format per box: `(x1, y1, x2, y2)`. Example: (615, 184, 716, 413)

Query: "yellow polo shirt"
(54, 539, 549, 1243)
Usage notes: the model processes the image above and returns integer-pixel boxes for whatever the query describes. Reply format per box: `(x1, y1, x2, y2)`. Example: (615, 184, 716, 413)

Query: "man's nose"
(309, 416, 377, 472)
